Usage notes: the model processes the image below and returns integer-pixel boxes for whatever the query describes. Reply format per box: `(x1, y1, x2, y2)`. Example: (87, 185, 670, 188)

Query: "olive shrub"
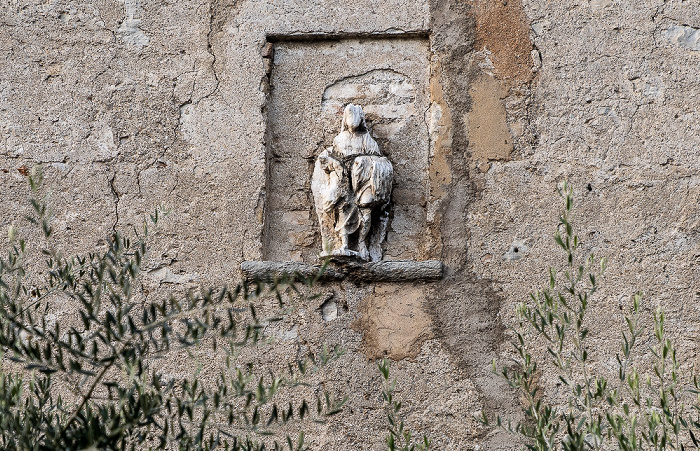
(483, 183, 700, 450)
(0, 170, 346, 451)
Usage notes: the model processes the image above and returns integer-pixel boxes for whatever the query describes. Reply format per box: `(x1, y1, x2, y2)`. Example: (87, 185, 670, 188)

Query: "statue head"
(341, 104, 367, 133)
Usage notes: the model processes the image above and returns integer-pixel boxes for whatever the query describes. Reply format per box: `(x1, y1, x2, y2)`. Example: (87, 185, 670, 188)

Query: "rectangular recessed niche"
(263, 36, 430, 263)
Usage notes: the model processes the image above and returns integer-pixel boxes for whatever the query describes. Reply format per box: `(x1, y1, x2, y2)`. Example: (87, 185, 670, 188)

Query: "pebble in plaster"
(86, 125, 118, 162)
(311, 104, 393, 262)
(278, 326, 298, 341)
(5, 126, 24, 157)
(663, 25, 700, 52)
(148, 267, 196, 285)
(117, 0, 149, 48)
(319, 298, 339, 322)
(589, 0, 613, 11)
(503, 239, 528, 261)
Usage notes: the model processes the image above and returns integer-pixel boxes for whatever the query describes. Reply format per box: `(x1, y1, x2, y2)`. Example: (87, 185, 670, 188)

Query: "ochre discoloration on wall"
(424, 3, 519, 448)
(465, 0, 533, 165)
(471, 0, 533, 89)
(352, 285, 433, 360)
(424, 60, 453, 260)
(428, 60, 453, 201)
(467, 74, 513, 161)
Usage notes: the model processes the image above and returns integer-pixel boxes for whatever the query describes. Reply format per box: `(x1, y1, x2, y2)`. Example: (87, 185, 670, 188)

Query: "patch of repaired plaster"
(426, 62, 453, 202)
(466, 75, 513, 161)
(471, 0, 533, 88)
(117, 0, 149, 48)
(352, 285, 432, 360)
(663, 25, 700, 51)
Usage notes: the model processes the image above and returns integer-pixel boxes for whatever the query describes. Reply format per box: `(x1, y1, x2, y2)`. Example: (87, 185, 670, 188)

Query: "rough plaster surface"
(3, 0, 700, 449)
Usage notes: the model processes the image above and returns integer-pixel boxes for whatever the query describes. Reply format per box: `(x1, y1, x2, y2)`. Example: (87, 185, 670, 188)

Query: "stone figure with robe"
(311, 104, 393, 262)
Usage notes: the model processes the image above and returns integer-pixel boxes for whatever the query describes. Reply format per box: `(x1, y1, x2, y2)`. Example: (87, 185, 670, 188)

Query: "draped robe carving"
(311, 104, 393, 262)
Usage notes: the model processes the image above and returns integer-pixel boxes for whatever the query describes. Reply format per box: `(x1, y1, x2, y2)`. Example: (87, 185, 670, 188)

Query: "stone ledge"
(266, 30, 430, 42)
(240, 260, 443, 283)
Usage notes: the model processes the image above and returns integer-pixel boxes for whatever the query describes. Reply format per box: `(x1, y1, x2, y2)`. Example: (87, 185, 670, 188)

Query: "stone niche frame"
(242, 31, 443, 282)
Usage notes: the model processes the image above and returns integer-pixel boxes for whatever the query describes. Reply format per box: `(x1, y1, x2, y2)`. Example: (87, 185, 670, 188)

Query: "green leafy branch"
(378, 358, 430, 451)
(0, 168, 346, 451)
(481, 182, 700, 450)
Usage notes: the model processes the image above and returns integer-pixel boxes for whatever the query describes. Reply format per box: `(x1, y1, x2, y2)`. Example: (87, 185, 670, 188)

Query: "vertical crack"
(205, 2, 221, 99)
(109, 172, 120, 234)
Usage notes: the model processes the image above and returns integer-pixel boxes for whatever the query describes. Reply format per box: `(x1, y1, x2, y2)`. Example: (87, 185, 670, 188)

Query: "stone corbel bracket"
(240, 260, 443, 283)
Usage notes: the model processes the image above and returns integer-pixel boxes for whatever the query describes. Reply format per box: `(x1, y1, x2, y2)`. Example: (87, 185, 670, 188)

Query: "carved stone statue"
(311, 104, 393, 262)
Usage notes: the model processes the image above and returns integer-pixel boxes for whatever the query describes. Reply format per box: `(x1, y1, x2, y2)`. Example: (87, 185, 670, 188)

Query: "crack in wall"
(204, 2, 221, 99)
(109, 171, 120, 234)
(172, 2, 232, 137)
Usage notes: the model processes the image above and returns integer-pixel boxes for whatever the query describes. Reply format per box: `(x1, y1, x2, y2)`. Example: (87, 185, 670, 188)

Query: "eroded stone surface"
(311, 104, 393, 262)
(240, 259, 443, 282)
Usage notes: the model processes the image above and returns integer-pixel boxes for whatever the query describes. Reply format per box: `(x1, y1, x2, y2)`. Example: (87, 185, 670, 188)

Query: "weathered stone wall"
(2, 0, 700, 449)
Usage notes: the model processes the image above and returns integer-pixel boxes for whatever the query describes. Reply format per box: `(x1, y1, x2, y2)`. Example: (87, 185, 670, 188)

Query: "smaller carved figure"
(311, 104, 393, 262)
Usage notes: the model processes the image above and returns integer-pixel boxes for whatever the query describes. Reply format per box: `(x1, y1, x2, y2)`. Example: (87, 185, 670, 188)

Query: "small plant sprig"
(0, 168, 345, 451)
(481, 182, 700, 450)
(378, 358, 430, 451)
